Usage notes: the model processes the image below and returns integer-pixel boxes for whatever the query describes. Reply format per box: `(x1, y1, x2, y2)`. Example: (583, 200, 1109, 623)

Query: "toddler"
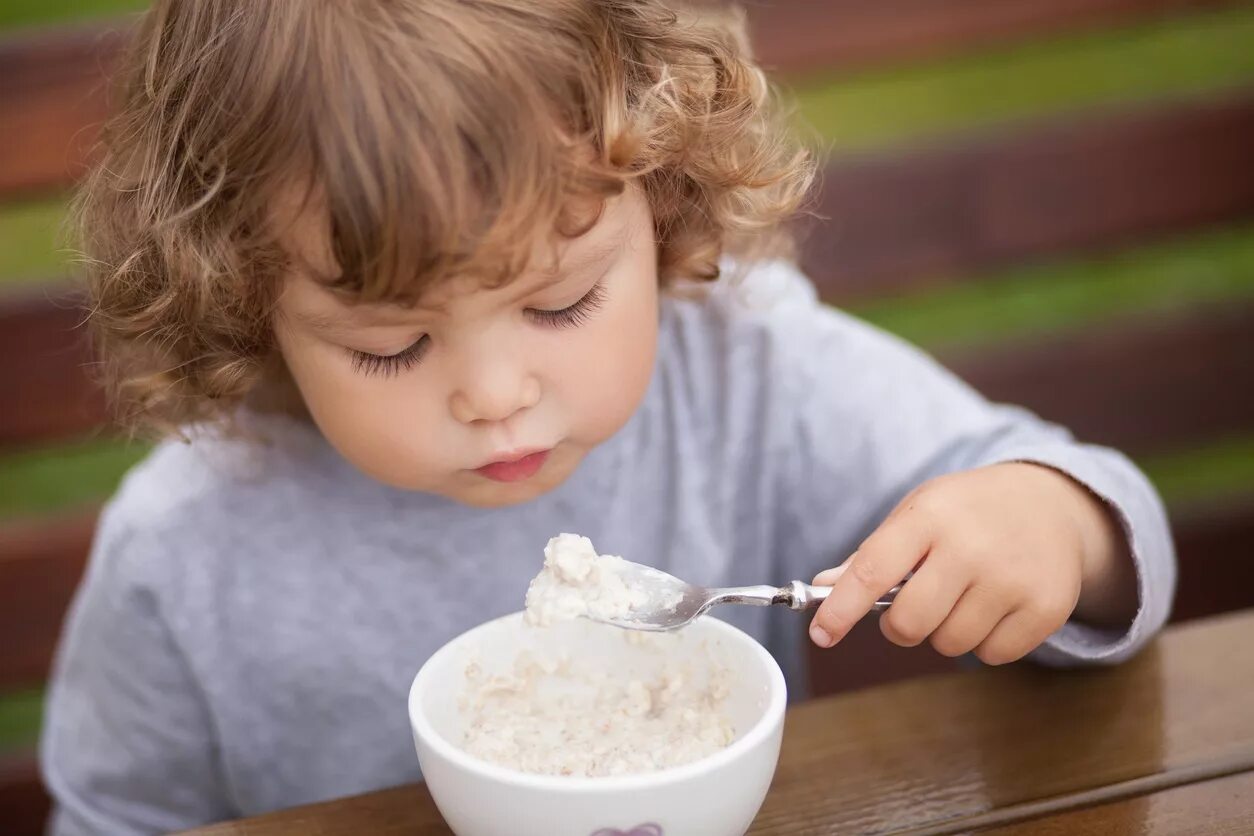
(41, 1, 1174, 833)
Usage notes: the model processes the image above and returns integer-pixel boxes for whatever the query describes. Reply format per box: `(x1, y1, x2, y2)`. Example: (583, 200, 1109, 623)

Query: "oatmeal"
(524, 533, 654, 627)
(459, 535, 734, 777)
(460, 638, 736, 777)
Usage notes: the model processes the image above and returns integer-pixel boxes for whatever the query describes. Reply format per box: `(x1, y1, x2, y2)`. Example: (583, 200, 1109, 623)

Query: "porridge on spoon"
(522, 533, 681, 627)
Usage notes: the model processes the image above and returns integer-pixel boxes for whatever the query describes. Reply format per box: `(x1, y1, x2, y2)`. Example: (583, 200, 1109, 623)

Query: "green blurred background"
(3, 2, 1254, 751)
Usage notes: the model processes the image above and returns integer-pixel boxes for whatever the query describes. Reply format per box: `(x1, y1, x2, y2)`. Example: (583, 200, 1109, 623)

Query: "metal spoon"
(589, 561, 901, 632)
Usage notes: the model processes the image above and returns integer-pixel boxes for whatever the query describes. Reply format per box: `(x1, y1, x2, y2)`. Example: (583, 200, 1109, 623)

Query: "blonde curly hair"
(77, 0, 814, 436)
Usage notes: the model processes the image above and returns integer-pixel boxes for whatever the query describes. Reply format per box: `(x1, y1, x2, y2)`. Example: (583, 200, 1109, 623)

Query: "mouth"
(474, 449, 552, 483)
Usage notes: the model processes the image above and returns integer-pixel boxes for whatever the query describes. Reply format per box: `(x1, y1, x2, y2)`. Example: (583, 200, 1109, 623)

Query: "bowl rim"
(408, 610, 787, 792)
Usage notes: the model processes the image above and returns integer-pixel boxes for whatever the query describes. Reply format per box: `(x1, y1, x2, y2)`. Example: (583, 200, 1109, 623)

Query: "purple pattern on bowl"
(589, 825, 664, 836)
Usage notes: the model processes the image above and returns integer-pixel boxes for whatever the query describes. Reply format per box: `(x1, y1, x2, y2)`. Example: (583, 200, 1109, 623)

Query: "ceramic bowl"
(408, 612, 786, 836)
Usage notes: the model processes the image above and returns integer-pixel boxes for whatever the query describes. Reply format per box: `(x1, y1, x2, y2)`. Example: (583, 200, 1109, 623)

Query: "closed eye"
(526, 283, 606, 328)
(349, 335, 431, 377)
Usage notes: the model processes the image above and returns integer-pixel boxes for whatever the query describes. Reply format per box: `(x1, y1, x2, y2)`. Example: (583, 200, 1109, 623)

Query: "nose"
(448, 354, 541, 425)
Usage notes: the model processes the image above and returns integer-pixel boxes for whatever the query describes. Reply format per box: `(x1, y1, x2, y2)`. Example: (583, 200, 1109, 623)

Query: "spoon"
(590, 561, 901, 632)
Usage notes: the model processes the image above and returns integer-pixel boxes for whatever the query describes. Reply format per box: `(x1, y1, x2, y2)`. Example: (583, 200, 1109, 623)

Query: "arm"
(762, 266, 1174, 666)
(40, 508, 232, 835)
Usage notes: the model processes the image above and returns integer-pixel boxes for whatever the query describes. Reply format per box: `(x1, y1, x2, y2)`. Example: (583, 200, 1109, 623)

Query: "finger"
(976, 596, 1074, 665)
(878, 558, 969, 648)
(972, 610, 1042, 666)
(810, 517, 930, 649)
(929, 585, 1009, 658)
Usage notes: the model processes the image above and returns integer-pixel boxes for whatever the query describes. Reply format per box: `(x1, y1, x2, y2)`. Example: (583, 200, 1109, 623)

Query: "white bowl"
(408, 611, 786, 836)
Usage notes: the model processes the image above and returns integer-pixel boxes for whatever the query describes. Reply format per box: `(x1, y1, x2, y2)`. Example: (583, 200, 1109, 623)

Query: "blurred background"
(2, 0, 1253, 828)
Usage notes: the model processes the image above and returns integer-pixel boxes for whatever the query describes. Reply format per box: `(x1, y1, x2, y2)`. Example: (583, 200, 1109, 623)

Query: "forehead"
(417, 236, 626, 313)
(276, 182, 649, 310)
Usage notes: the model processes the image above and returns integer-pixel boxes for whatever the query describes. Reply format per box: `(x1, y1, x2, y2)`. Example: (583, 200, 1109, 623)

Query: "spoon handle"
(784, 580, 900, 612)
(706, 579, 902, 613)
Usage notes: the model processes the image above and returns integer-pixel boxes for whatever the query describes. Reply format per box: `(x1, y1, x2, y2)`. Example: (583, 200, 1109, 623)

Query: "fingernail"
(810, 623, 833, 648)
(813, 563, 849, 586)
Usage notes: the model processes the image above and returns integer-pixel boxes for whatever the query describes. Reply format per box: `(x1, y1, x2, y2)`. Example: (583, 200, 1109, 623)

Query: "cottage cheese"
(460, 640, 736, 777)
(523, 533, 654, 627)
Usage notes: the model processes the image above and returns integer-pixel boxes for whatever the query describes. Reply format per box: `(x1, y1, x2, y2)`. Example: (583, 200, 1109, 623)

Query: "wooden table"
(186, 610, 1254, 835)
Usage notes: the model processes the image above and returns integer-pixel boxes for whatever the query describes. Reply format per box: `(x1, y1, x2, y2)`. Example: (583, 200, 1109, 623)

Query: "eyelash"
(349, 336, 430, 378)
(347, 283, 606, 377)
(526, 282, 606, 329)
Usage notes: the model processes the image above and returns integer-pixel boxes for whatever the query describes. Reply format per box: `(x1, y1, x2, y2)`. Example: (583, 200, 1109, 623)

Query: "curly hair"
(77, 0, 814, 436)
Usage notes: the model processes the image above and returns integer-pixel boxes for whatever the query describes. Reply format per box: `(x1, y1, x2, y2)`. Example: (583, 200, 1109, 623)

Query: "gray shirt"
(41, 262, 1175, 834)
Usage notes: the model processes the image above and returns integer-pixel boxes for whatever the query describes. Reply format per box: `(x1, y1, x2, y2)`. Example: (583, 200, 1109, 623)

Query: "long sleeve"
(756, 263, 1176, 665)
(40, 504, 233, 835)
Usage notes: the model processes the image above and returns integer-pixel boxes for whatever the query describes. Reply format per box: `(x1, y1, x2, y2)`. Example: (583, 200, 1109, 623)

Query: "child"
(41, 1, 1175, 833)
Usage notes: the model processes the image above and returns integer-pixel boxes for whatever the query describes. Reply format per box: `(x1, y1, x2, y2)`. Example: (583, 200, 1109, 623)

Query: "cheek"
(277, 335, 447, 487)
(556, 275, 658, 440)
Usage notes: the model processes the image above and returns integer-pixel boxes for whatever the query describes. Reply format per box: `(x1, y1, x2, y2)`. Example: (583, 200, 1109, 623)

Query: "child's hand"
(808, 463, 1137, 664)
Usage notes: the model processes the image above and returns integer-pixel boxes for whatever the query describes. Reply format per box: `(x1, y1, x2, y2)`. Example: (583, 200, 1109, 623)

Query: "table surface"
(185, 609, 1254, 835)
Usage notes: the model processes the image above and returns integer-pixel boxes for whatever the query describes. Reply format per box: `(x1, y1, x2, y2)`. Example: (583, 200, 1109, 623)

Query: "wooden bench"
(3, 1, 1254, 832)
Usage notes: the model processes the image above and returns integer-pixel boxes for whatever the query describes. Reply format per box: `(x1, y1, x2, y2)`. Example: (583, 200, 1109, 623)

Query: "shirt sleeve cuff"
(982, 443, 1177, 667)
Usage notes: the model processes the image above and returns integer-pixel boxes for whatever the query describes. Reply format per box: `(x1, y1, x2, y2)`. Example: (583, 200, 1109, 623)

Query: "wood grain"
(184, 784, 452, 836)
(981, 770, 1254, 835)
(176, 611, 1254, 835)
(739, 0, 1238, 79)
(942, 301, 1254, 457)
(753, 611, 1254, 833)
(802, 91, 1254, 303)
(892, 750, 1254, 834)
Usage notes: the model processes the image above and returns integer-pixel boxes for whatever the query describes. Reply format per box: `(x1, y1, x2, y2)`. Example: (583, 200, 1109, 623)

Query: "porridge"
(524, 533, 673, 627)
(460, 640, 735, 777)
(458, 534, 736, 777)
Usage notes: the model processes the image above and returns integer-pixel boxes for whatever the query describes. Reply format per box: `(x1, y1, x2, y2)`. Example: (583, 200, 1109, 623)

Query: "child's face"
(274, 186, 659, 507)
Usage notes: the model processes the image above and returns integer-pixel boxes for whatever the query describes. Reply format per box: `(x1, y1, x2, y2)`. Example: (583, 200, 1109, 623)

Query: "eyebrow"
(291, 234, 625, 330)
(539, 236, 624, 281)
(493, 236, 622, 306)
(288, 307, 384, 335)
(428, 234, 623, 311)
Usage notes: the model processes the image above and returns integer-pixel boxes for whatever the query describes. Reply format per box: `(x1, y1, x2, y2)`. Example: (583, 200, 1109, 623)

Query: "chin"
(453, 477, 562, 509)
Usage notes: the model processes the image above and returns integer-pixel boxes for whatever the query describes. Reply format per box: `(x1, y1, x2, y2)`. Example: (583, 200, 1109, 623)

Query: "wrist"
(995, 462, 1136, 625)
(1039, 465, 1137, 625)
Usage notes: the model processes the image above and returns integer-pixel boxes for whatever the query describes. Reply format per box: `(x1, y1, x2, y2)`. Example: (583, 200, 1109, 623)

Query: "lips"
(474, 449, 551, 483)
